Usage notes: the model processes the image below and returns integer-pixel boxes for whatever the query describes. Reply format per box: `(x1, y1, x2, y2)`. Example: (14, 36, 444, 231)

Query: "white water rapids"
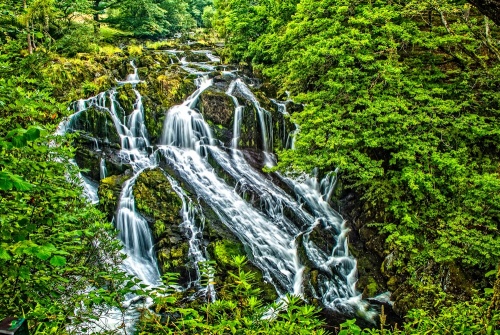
(59, 51, 376, 333)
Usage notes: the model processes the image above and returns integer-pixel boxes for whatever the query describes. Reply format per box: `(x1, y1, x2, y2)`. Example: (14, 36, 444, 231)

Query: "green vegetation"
(1, 0, 499, 333)
(213, 0, 500, 331)
(137, 256, 328, 334)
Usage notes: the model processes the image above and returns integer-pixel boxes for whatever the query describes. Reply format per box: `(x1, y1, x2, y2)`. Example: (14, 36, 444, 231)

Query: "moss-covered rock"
(116, 83, 137, 115)
(198, 88, 235, 146)
(138, 68, 196, 143)
(238, 101, 261, 150)
(74, 143, 101, 181)
(132, 168, 194, 282)
(133, 168, 183, 229)
(183, 51, 211, 63)
(207, 239, 278, 303)
(211, 240, 243, 269)
(98, 174, 131, 221)
(71, 107, 121, 145)
(199, 88, 234, 126)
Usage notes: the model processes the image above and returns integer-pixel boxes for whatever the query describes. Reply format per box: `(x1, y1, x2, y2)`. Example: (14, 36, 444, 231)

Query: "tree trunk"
(23, 0, 33, 54)
(93, 0, 101, 35)
(468, 0, 500, 26)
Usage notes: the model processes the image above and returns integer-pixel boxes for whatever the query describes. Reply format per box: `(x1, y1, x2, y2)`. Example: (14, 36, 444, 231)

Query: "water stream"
(61, 49, 376, 332)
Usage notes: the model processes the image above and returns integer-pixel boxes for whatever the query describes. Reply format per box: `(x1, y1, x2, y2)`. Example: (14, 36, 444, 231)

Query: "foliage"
(105, 0, 196, 38)
(338, 294, 499, 334)
(0, 14, 136, 333)
(137, 256, 328, 334)
(213, 0, 500, 313)
(187, 0, 214, 27)
(0, 127, 133, 333)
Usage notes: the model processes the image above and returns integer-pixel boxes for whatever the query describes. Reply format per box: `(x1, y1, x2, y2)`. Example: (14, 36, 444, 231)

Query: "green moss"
(71, 107, 121, 145)
(363, 277, 379, 298)
(133, 168, 183, 236)
(137, 69, 196, 143)
(199, 88, 235, 145)
(98, 174, 130, 220)
(213, 240, 245, 268)
(116, 84, 137, 115)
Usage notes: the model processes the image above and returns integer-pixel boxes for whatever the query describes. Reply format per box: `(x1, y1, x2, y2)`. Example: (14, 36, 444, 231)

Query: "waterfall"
(226, 79, 274, 165)
(159, 62, 374, 318)
(59, 62, 161, 286)
(62, 49, 376, 332)
(165, 174, 216, 302)
(160, 76, 214, 152)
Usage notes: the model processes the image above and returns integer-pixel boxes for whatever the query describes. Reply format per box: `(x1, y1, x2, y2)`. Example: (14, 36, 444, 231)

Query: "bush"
(136, 256, 328, 334)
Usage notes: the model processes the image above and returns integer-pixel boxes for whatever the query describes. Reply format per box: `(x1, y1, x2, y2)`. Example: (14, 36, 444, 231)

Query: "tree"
(106, 0, 195, 38)
(215, 0, 500, 314)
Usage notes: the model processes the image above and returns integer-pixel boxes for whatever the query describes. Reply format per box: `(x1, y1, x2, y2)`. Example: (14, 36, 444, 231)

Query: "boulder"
(98, 174, 131, 221)
(198, 87, 235, 146)
(132, 168, 194, 284)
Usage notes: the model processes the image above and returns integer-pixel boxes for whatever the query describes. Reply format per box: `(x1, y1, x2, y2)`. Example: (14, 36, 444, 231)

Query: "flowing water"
(61, 49, 376, 332)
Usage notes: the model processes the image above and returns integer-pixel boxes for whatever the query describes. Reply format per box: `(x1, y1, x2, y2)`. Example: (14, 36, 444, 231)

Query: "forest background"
(0, 0, 499, 333)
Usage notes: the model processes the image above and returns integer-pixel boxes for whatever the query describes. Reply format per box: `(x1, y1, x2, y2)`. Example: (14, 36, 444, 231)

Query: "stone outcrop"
(137, 67, 196, 143)
(198, 87, 235, 146)
(98, 174, 131, 221)
(132, 168, 193, 283)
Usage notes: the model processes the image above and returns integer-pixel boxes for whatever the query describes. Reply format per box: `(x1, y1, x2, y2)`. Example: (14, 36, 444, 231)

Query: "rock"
(183, 51, 210, 63)
(98, 174, 130, 221)
(199, 88, 234, 127)
(207, 239, 278, 302)
(74, 143, 101, 181)
(116, 84, 137, 116)
(70, 107, 121, 146)
(132, 168, 194, 284)
(198, 87, 235, 146)
(138, 69, 196, 143)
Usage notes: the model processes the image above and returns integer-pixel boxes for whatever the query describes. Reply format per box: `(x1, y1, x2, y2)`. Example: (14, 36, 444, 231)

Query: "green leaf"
(485, 270, 497, 278)
(0, 248, 11, 260)
(9, 174, 32, 191)
(0, 177, 13, 191)
(50, 255, 67, 267)
(36, 244, 56, 260)
(12, 135, 27, 148)
(24, 127, 41, 141)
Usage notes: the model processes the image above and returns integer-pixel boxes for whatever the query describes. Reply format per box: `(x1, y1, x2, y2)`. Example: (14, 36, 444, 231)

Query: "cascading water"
(62, 48, 377, 332)
(226, 78, 274, 166)
(158, 57, 375, 319)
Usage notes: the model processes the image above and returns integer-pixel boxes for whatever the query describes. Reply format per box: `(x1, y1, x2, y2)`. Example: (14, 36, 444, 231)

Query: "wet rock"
(116, 84, 137, 116)
(206, 239, 278, 302)
(237, 101, 261, 150)
(74, 145, 101, 181)
(340, 192, 390, 314)
(199, 88, 234, 127)
(138, 69, 196, 143)
(183, 51, 210, 63)
(70, 107, 121, 146)
(98, 174, 130, 221)
(132, 168, 194, 283)
(198, 87, 235, 146)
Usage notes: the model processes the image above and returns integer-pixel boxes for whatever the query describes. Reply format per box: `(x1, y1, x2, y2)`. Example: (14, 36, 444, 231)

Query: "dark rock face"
(71, 107, 121, 146)
(198, 87, 235, 146)
(132, 168, 194, 283)
(341, 191, 476, 318)
(199, 88, 234, 127)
